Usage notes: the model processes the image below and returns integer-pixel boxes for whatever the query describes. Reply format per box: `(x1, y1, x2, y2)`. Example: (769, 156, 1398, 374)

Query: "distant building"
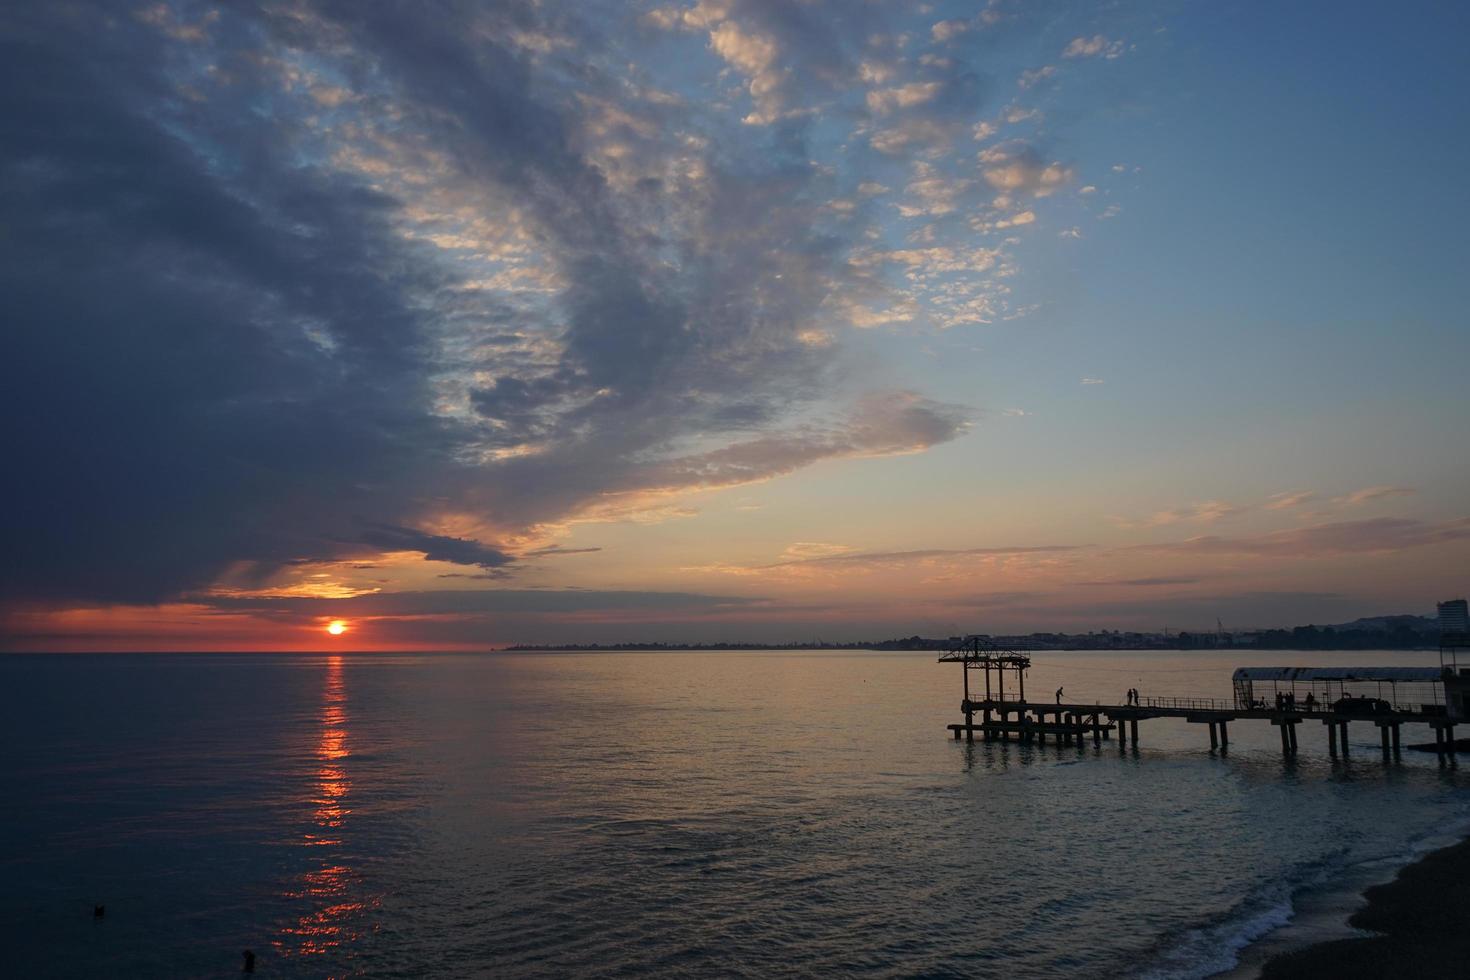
(1440, 599, 1470, 637)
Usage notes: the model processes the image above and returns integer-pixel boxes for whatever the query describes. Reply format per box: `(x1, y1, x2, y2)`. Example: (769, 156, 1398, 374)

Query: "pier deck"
(949, 697, 1459, 754)
(938, 635, 1469, 756)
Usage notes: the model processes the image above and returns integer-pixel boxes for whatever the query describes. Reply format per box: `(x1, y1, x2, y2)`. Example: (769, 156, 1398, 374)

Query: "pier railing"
(1139, 696, 1232, 712)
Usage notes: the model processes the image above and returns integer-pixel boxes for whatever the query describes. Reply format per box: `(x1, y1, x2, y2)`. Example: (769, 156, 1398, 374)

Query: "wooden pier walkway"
(939, 635, 1470, 757)
(947, 696, 1461, 755)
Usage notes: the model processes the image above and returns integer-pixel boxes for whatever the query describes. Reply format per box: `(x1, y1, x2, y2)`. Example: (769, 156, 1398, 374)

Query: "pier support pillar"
(1435, 726, 1445, 753)
(1279, 723, 1291, 754)
(1391, 724, 1401, 753)
(965, 708, 974, 744)
(1327, 720, 1338, 755)
(1288, 722, 1298, 752)
(1130, 719, 1139, 745)
(1447, 725, 1457, 752)
(1093, 713, 1102, 746)
(1220, 721, 1228, 746)
(1209, 722, 1218, 749)
(1380, 724, 1391, 754)
(1340, 722, 1349, 753)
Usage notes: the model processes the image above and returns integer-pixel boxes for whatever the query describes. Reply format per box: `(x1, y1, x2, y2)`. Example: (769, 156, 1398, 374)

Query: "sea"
(2, 649, 1467, 978)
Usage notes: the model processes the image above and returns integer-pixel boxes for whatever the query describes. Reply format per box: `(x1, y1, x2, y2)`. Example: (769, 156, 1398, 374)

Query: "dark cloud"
(1, 5, 469, 603)
(0, 0, 981, 611)
(520, 546, 603, 558)
(438, 572, 514, 580)
(354, 524, 513, 569)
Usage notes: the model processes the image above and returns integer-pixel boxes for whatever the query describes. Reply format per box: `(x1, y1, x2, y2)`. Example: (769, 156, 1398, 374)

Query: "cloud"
(931, 19, 970, 43)
(199, 588, 764, 617)
(1076, 577, 1201, 587)
(936, 591, 1358, 632)
(1264, 490, 1318, 510)
(355, 524, 515, 569)
(436, 571, 515, 581)
(979, 142, 1073, 196)
(1062, 35, 1124, 59)
(1113, 500, 1243, 529)
(1129, 518, 1470, 558)
(780, 542, 857, 560)
(1081, 377, 1105, 384)
(0, 0, 1123, 627)
(0, 1, 978, 609)
(520, 545, 603, 558)
(697, 543, 1083, 575)
(1333, 486, 1416, 506)
(708, 20, 785, 124)
(1018, 65, 1056, 90)
(866, 81, 944, 115)
(626, 391, 973, 496)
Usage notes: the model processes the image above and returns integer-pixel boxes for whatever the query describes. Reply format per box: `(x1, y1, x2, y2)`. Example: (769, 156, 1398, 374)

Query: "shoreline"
(1239, 832, 1470, 979)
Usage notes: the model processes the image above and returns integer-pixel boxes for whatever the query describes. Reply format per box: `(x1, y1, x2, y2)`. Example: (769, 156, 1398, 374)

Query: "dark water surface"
(2, 650, 1467, 978)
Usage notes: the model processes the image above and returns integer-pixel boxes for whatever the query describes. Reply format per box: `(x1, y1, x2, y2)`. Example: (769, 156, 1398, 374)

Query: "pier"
(939, 634, 1470, 757)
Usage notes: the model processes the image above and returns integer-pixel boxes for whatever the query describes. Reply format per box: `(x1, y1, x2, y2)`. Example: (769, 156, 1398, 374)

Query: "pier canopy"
(1231, 667, 1444, 684)
(939, 636, 1031, 707)
(1232, 666, 1445, 713)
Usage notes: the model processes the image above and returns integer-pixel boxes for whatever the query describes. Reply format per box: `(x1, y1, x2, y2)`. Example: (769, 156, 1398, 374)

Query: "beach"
(1258, 833, 1470, 979)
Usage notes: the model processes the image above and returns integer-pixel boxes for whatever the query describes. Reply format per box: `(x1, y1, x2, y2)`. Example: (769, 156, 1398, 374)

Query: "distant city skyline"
(3, 1, 1468, 651)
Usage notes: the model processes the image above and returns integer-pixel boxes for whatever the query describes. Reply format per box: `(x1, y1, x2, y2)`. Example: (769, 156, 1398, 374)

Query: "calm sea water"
(2, 650, 1467, 978)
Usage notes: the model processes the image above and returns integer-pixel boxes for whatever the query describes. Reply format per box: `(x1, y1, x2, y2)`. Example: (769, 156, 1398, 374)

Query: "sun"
(326, 620, 348, 636)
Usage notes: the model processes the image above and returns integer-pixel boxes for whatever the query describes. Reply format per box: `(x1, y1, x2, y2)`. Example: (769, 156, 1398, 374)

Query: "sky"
(2, 0, 1468, 651)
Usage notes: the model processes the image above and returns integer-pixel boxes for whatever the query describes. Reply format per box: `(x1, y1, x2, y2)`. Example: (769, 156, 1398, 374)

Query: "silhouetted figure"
(1305, 692, 1315, 711)
(243, 949, 256, 973)
(93, 905, 105, 919)
(1056, 687, 1063, 704)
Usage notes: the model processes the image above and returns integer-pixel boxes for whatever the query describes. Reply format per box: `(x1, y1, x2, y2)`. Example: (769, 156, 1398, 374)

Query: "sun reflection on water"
(274, 655, 378, 964)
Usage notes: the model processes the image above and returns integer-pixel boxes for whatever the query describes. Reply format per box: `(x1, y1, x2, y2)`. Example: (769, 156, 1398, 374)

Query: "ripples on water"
(2, 650, 1466, 978)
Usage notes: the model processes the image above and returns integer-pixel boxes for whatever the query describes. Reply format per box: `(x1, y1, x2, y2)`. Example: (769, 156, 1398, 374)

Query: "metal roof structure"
(1231, 666, 1443, 683)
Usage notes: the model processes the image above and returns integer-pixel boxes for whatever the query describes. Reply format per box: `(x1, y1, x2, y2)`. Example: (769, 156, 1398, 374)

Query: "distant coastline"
(505, 617, 1443, 653)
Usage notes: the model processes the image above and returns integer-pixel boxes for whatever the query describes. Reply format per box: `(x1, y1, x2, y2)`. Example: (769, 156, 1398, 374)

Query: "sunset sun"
(326, 620, 347, 636)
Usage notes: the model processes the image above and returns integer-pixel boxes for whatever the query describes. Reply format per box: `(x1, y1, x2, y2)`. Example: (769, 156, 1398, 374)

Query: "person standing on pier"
(1056, 687, 1063, 704)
